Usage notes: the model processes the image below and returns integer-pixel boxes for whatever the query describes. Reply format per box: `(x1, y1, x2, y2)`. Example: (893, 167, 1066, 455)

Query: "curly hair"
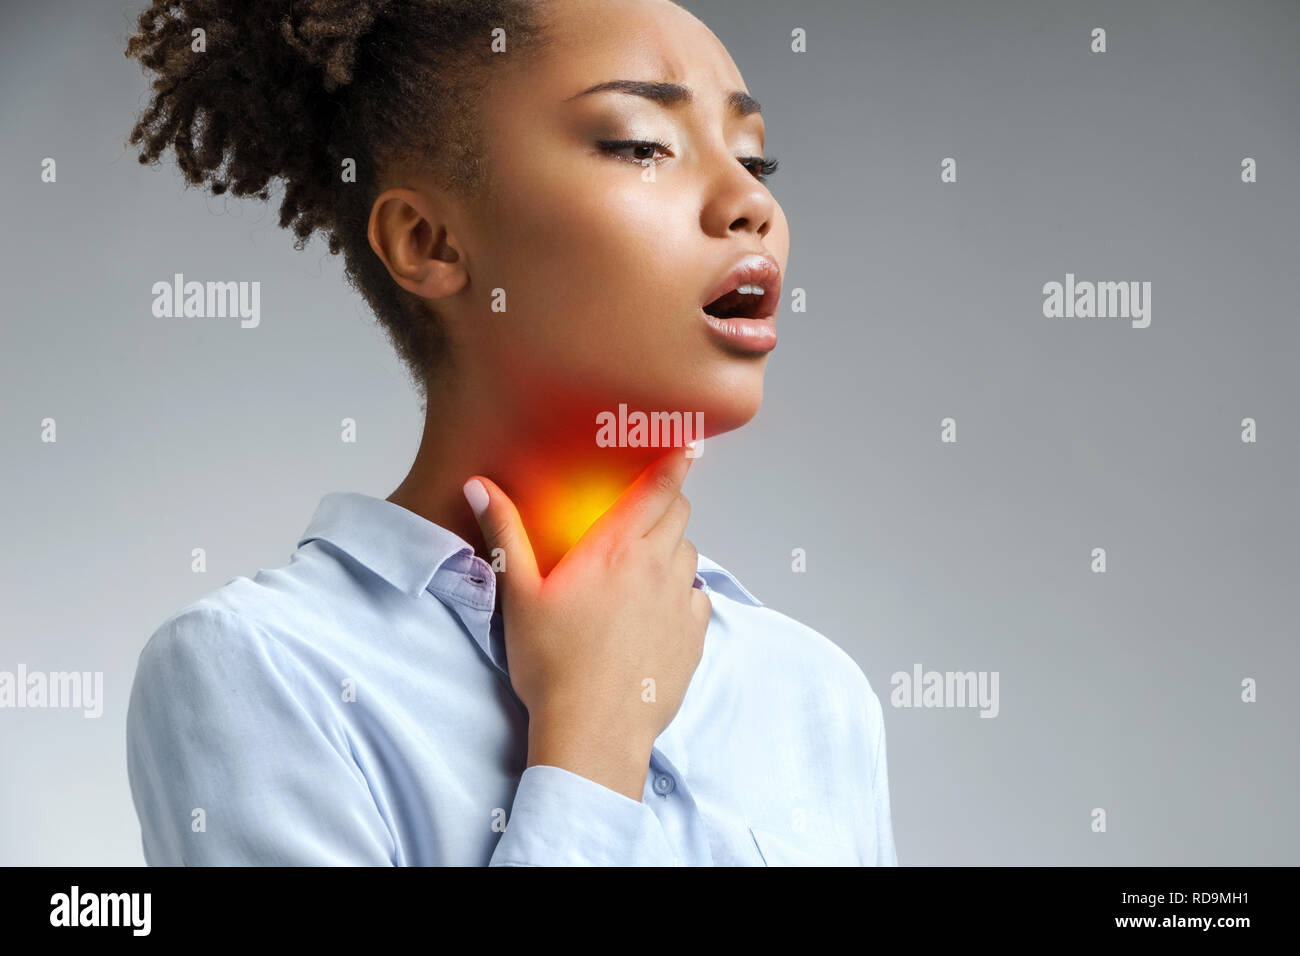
(124, 0, 552, 402)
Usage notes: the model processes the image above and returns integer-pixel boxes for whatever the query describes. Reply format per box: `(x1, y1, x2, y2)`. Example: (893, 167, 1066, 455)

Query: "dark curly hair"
(124, 0, 552, 402)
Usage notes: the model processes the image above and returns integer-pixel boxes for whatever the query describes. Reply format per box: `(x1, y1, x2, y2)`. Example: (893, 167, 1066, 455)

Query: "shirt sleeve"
(866, 688, 900, 866)
(489, 764, 678, 866)
(125, 607, 397, 865)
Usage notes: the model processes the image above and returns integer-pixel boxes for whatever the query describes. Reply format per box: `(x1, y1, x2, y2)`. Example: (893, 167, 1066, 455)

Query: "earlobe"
(367, 187, 468, 300)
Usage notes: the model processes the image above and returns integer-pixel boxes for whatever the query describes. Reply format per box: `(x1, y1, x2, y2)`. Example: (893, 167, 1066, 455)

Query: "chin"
(562, 360, 766, 445)
(683, 371, 766, 439)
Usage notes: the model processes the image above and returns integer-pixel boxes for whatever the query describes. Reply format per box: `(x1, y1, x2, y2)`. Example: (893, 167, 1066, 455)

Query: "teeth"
(735, 284, 765, 295)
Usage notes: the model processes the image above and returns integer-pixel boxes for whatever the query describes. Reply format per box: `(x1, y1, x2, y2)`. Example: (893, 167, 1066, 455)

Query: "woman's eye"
(741, 155, 780, 184)
(597, 140, 779, 184)
(597, 139, 673, 165)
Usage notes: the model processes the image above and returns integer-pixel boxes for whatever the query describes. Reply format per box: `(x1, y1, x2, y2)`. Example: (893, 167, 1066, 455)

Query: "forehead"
(508, 0, 748, 107)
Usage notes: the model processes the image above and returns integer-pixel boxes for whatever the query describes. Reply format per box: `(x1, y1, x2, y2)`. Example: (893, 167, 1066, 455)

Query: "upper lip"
(700, 252, 782, 320)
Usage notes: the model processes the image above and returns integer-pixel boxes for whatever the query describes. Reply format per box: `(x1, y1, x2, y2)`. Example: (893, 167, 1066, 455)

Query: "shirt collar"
(297, 491, 763, 672)
(297, 491, 473, 599)
(694, 553, 764, 607)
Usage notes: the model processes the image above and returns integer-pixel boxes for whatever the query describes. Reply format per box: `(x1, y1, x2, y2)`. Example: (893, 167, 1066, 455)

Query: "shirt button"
(653, 772, 675, 796)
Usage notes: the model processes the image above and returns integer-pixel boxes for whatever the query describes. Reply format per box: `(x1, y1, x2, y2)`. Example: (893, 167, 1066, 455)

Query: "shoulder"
(128, 598, 326, 742)
(135, 601, 281, 685)
(133, 542, 349, 685)
(756, 602, 883, 720)
(697, 554, 884, 724)
(126, 599, 356, 800)
(125, 603, 387, 865)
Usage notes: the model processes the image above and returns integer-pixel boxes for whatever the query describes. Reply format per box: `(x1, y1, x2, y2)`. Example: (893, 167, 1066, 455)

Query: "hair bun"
(278, 0, 392, 92)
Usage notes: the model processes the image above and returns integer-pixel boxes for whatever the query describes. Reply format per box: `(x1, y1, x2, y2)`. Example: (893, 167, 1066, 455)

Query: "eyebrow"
(566, 79, 761, 117)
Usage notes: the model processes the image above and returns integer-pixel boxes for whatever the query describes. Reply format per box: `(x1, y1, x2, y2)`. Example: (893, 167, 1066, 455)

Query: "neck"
(384, 378, 671, 590)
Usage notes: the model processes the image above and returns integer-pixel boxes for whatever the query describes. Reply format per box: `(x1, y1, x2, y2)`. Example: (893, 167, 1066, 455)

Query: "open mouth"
(702, 283, 770, 320)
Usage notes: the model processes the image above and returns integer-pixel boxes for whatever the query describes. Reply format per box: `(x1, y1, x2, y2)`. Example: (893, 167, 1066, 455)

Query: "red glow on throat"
(528, 466, 629, 560)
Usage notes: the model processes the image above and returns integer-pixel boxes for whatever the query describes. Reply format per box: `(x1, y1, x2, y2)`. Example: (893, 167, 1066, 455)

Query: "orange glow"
(528, 465, 629, 559)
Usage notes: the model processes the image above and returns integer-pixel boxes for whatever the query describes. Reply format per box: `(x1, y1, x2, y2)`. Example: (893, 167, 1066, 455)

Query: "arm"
(125, 607, 396, 865)
(489, 764, 677, 866)
(867, 689, 900, 866)
(128, 607, 677, 866)
(490, 712, 678, 866)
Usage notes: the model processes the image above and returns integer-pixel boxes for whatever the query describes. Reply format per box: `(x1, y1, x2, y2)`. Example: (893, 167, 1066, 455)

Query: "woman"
(123, 0, 898, 866)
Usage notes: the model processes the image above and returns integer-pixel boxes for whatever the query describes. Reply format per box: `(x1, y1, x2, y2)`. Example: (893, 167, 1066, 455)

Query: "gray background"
(2, 0, 1296, 865)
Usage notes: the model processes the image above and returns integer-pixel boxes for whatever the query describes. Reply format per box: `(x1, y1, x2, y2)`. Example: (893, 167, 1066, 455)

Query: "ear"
(367, 187, 469, 301)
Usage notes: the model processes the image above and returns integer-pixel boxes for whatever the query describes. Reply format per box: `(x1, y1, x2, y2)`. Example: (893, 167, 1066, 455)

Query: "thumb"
(462, 476, 541, 600)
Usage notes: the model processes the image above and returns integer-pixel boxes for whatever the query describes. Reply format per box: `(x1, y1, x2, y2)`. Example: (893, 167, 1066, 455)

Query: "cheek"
(489, 171, 700, 367)
(517, 177, 681, 298)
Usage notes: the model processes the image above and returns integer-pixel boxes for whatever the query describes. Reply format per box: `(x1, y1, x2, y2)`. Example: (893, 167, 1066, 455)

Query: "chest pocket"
(747, 824, 860, 866)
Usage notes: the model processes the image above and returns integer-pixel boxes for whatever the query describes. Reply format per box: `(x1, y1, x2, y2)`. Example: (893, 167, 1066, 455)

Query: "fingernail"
(462, 479, 489, 517)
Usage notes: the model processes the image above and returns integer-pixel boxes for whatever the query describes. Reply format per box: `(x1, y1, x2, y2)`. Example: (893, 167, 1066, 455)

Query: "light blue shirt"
(126, 491, 898, 866)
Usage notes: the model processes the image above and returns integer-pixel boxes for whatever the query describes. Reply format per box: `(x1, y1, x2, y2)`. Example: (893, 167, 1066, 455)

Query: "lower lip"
(699, 310, 778, 353)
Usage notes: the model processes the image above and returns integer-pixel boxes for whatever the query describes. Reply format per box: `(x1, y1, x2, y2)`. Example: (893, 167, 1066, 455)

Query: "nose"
(701, 150, 775, 241)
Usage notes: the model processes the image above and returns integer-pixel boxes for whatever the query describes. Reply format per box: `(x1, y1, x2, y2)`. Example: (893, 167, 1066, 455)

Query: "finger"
(463, 476, 541, 600)
(646, 492, 691, 550)
(673, 536, 700, 584)
(690, 587, 712, 631)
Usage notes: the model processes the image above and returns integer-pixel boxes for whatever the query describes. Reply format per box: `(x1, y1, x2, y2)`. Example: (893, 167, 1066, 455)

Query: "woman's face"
(449, 0, 790, 442)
